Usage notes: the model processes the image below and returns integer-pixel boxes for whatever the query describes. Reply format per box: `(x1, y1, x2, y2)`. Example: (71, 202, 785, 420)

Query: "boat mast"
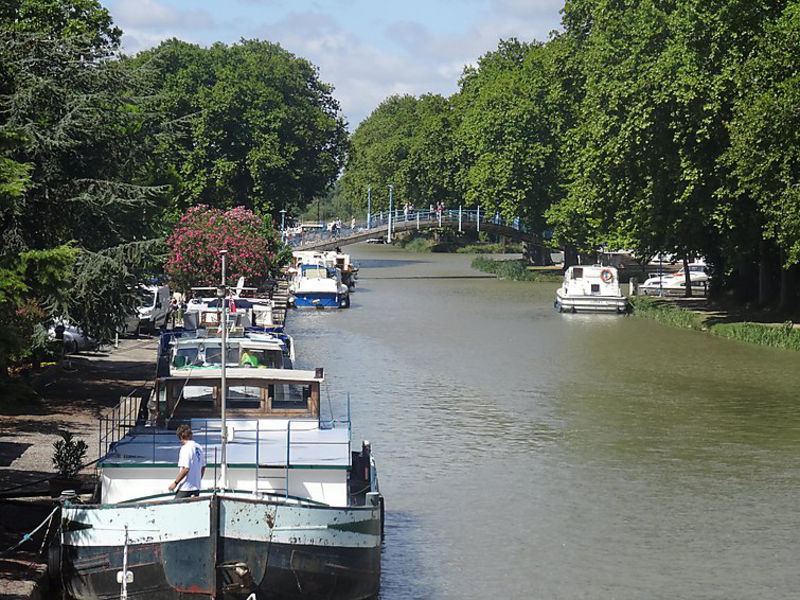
(219, 249, 228, 490)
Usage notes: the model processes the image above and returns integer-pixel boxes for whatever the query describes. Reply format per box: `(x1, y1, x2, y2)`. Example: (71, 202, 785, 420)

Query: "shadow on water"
(377, 510, 431, 600)
(355, 258, 428, 269)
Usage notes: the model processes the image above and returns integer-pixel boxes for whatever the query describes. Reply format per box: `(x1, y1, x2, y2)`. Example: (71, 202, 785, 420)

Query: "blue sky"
(106, 0, 564, 128)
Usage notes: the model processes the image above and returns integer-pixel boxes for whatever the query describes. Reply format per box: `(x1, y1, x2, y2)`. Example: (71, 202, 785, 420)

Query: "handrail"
(287, 208, 534, 248)
(114, 488, 330, 506)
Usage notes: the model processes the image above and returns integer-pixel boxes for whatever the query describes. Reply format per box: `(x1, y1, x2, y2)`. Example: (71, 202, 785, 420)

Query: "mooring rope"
(0, 505, 59, 557)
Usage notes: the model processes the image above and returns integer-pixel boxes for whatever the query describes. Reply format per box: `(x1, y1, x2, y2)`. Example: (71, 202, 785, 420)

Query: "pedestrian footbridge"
(288, 209, 548, 251)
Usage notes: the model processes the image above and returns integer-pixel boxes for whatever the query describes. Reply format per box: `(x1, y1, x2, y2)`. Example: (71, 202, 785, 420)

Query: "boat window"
(302, 265, 328, 279)
(172, 347, 199, 368)
(272, 383, 310, 410)
(239, 348, 283, 369)
(204, 345, 239, 365)
(572, 268, 583, 279)
(591, 283, 600, 293)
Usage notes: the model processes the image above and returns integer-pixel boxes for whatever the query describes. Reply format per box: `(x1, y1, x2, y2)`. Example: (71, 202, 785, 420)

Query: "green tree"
(455, 39, 565, 233)
(136, 38, 347, 220)
(724, 1, 800, 307)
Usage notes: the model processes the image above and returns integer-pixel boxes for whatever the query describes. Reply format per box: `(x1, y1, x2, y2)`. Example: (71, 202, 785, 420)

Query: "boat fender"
(600, 268, 613, 283)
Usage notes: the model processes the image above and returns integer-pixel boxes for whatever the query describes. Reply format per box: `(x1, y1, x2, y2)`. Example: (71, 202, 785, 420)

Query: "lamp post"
(367, 186, 372, 229)
(388, 184, 394, 243)
(218, 249, 228, 490)
(280, 208, 287, 243)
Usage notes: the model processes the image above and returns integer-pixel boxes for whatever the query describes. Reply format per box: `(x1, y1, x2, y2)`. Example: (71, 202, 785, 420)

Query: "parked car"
(48, 321, 98, 354)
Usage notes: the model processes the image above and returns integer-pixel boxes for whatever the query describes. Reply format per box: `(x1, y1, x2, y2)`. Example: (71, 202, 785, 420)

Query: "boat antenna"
(218, 249, 228, 490)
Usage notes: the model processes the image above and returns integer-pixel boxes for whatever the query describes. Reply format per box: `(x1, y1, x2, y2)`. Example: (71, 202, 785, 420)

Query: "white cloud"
(111, 0, 213, 31)
(108, 1, 563, 127)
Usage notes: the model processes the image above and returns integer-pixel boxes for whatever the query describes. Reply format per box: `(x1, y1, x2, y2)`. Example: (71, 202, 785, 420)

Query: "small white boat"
(555, 265, 629, 313)
(639, 262, 710, 296)
(288, 252, 350, 309)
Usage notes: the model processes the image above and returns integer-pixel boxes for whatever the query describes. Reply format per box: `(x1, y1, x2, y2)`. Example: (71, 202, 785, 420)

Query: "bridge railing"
(285, 208, 530, 248)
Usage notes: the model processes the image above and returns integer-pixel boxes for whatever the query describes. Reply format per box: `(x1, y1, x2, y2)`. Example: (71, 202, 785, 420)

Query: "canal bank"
(629, 296, 800, 352)
(0, 336, 158, 600)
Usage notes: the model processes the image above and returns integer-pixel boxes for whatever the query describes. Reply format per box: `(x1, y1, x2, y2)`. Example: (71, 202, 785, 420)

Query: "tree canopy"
(134, 38, 348, 221)
(338, 0, 800, 307)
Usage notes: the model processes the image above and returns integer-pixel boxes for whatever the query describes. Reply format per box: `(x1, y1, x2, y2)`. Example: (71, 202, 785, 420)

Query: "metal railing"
(98, 397, 353, 498)
(286, 208, 529, 248)
(98, 393, 148, 461)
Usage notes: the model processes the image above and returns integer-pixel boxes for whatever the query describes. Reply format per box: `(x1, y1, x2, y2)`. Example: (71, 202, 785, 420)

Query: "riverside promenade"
(0, 336, 158, 600)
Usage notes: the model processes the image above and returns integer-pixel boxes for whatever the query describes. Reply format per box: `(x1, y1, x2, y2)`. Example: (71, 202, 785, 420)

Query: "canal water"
(289, 244, 800, 599)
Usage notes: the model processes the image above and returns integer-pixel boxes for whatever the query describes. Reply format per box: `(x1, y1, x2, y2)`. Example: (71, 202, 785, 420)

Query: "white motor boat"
(555, 265, 629, 313)
(288, 252, 350, 309)
(639, 262, 710, 296)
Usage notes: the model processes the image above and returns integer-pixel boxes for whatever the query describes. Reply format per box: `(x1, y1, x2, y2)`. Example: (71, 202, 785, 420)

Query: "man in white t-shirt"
(168, 424, 206, 498)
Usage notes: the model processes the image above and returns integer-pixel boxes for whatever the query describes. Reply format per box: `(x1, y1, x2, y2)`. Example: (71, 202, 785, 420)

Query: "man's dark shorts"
(175, 490, 199, 499)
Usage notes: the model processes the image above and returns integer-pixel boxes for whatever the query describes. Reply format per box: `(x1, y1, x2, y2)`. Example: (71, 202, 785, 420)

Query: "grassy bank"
(630, 296, 800, 352)
(471, 256, 562, 282)
(395, 231, 522, 253)
(628, 297, 706, 330)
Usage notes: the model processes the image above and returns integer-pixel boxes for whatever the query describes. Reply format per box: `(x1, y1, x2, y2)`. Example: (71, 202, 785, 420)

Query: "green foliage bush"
(628, 297, 706, 330)
(471, 257, 561, 282)
(710, 322, 800, 351)
(52, 432, 88, 478)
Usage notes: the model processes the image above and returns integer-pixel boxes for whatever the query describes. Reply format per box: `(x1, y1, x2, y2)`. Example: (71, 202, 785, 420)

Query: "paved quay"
(0, 335, 158, 600)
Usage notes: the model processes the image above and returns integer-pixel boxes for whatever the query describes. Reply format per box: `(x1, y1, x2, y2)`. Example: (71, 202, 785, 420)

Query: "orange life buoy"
(600, 268, 613, 283)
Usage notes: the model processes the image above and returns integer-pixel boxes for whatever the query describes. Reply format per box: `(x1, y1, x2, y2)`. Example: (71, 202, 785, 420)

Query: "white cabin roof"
(102, 418, 350, 468)
(161, 367, 322, 385)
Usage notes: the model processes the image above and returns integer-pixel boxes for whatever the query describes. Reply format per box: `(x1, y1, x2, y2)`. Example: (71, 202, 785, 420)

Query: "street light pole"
(280, 208, 287, 243)
(218, 249, 228, 490)
(388, 184, 394, 243)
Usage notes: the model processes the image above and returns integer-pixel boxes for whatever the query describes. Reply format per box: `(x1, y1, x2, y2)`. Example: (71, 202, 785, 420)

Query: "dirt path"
(0, 335, 159, 599)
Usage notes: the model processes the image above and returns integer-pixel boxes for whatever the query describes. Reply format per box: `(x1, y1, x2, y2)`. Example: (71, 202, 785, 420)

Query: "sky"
(105, 0, 564, 129)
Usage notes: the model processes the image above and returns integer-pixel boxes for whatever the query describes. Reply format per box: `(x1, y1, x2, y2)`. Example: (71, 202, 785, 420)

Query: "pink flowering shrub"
(165, 205, 284, 289)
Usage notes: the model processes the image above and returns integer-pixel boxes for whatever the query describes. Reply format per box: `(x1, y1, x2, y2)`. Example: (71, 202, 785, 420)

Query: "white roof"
(160, 367, 322, 384)
(103, 418, 349, 467)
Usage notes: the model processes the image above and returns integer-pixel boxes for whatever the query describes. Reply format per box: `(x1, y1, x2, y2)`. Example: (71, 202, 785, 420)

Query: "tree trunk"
(779, 250, 795, 312)
(758, 239, 773, 306)
(683, 256, 693, 298)
(563, 245, 578, 269)
(523, 242, 545, 266)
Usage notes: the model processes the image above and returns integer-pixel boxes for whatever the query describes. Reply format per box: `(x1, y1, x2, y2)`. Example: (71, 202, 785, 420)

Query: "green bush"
(629, 297, 705, 330)
(471, 257, 561, 282)
(710, 321, 800, 351)
(52, 432, 88, 478)
(398, 237, 435, 252)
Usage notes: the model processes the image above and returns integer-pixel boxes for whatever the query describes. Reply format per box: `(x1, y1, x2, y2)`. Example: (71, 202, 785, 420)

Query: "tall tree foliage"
(0, 0, 168, 366)
(724, 1, 800, 306)
(135, 38, 348, 220)
(455, 39, 565, 231)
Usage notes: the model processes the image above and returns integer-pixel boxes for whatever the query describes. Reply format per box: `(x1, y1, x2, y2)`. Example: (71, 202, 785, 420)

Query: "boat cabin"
(98, 369, 355, 507)
(561, 265, 622, 296)
(170, 332, 290, 371)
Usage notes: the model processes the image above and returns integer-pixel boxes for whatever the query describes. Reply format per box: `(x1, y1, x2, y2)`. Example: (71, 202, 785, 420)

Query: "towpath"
(0, 336, 158, 600)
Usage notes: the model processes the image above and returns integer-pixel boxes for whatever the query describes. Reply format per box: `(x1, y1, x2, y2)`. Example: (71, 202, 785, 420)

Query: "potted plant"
(50, 432, 88, 497)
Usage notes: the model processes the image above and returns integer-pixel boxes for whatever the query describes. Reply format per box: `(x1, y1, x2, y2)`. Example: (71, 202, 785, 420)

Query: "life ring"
(600, 268, 614, 283)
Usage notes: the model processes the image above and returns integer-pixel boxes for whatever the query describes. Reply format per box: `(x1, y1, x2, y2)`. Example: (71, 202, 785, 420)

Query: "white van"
(122, 284, 171, 333)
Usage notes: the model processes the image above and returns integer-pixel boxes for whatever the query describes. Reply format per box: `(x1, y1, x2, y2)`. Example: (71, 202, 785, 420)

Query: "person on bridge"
(351, 216, 356, 230)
